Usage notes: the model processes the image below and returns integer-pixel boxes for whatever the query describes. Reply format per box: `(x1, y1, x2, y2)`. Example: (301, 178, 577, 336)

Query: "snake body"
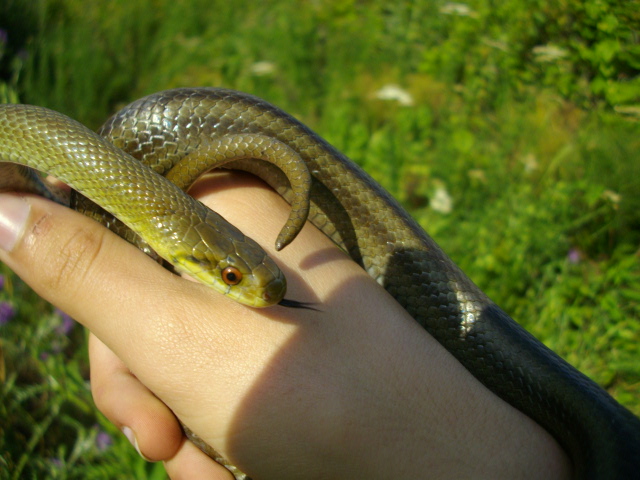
(1, 88, 639, 479)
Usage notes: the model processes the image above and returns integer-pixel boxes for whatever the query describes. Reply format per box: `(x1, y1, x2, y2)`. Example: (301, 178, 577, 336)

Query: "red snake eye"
(222, 266, 242, 285)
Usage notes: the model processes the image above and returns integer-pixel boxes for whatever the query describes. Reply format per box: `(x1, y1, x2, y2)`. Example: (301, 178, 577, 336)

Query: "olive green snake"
(0, 88, 639, 479)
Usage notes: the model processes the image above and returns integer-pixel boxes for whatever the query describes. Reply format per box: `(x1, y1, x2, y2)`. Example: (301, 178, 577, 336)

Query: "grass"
(1, 0, 639, 477)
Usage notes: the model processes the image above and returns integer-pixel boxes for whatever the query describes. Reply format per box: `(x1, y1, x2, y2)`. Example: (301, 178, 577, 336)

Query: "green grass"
(1, 0, 639, 477)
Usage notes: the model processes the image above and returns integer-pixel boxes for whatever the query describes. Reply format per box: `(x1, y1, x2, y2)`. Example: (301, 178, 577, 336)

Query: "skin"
(0, 172, 572, 479)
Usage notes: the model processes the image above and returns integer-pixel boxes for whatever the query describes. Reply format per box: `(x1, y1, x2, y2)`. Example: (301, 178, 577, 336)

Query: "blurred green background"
(1, 0, 639, 478)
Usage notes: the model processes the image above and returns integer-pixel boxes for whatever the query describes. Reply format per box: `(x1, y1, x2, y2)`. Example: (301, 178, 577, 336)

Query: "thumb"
(0, 192, 142, 317)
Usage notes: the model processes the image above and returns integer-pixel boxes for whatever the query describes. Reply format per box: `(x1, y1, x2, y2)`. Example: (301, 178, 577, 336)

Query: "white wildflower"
(532, 44, 568, 62)
(440, 3, 476, 17)
(374, 84, 414, 106)
(431, 184, 453, 214)
(250, 61, 276, 76)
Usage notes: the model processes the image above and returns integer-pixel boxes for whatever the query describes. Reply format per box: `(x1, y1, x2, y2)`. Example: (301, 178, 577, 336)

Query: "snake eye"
(222, 266, 242, 286)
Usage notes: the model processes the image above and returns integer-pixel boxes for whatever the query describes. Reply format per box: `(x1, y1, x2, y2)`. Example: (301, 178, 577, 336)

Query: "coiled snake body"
(1, 88, 639, 479)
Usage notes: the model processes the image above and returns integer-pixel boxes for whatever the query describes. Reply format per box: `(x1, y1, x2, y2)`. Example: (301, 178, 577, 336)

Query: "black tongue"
(278, 299, 319, 311)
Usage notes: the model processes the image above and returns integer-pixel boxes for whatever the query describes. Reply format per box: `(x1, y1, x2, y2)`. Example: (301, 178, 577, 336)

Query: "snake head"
(173, 252, 287, 308)
(159, 205, 287, 308)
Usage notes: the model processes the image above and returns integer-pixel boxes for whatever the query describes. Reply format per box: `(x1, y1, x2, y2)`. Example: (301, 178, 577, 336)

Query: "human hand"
(0, 172, 571, 479)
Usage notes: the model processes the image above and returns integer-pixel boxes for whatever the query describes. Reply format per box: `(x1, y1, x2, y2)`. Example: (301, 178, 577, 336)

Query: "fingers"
(0, 190, 248, 473)
(89, 333, 183, 461)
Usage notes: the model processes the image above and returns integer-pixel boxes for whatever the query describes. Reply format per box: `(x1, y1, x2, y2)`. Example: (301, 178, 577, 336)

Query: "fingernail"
(0, 194, 30, 252)
(121, 426, 152, 461)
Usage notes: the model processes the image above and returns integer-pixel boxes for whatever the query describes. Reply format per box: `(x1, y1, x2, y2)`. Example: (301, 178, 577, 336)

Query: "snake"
(0, 88, 639, 479)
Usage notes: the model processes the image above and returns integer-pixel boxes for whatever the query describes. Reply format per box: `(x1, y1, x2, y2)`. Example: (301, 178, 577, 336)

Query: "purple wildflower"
(567, 248, 581, 264)
(95, 429, 113, 451)
(54, 308, 75, 335)
(0, 301, 15, 325)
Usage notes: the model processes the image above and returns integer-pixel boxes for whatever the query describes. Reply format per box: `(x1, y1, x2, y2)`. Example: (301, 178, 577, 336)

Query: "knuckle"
(32, 213, 109, 294)
(90, 376, 109, 412)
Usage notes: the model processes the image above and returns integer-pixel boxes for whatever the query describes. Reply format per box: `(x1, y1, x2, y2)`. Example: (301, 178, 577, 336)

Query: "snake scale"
(0, 88, 639, 479)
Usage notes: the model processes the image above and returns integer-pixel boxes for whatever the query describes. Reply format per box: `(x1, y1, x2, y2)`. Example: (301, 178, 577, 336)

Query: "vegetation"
(1, 0, 639, 477)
